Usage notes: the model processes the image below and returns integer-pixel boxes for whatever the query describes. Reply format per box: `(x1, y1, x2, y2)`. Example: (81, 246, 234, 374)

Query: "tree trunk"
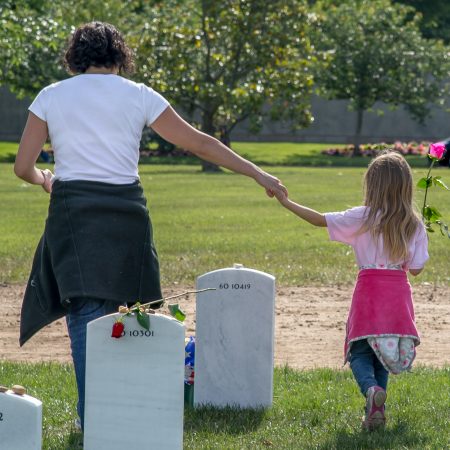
(352, 109, 364, 157)
(201, 111, 222, 172)
(219, 125, 231, 148)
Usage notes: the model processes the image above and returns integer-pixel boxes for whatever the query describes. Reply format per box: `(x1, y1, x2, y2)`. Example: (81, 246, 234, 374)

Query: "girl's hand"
(274, 189, 290, 206)
(40, 169, 53, 193)
(255, 171, 288, 199)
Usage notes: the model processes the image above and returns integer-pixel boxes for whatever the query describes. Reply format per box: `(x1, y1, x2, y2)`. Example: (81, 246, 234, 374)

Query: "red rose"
(111, 321, 124, 338)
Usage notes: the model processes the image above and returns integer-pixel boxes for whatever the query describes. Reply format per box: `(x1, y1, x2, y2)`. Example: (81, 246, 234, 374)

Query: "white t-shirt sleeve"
(142, 86, 170, 126)
(324, 207, 365, 246)
(28, 87, 49, 122)
(408, 223, 429, 269)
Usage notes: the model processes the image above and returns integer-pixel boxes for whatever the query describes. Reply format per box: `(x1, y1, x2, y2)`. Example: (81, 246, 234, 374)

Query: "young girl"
(276, 151, 428, 430)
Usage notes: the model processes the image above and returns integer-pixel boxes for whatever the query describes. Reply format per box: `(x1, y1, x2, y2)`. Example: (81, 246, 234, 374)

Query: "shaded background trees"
(394, 0, 450, 44)
(311, 0, 450, 154)
(0, 0, 147, 98)
(1, 0, 317, 171)
(133, 0, 315, 170)
(1, 0, 450, 163)
(0, 0, 68, 98)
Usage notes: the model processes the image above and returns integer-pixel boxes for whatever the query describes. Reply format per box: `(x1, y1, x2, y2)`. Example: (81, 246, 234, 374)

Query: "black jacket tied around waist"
(20, 179, 162, 346)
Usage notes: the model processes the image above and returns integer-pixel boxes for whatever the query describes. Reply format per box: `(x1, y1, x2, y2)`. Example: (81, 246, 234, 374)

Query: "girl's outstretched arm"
(276, 193, 327, 227)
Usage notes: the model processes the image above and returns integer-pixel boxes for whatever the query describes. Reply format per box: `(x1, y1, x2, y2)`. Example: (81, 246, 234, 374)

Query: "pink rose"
(429, 142, 446, 160)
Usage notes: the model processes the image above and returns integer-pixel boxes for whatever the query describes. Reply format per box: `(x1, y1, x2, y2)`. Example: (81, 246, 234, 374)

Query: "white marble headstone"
(0, 389, 42, 450)
(84, 313, 185, 450)
(194, 264, 275, 408)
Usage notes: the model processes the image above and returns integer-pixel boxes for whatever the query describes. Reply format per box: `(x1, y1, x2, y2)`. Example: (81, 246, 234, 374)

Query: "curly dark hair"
(64, 22, 135, 74)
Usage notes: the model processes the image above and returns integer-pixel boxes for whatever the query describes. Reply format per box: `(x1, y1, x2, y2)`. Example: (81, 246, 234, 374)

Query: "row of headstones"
(0, 265, 275, 450)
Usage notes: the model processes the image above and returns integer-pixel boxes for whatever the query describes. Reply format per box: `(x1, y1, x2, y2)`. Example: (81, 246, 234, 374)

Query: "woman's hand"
(41, 169, 53, 193)
(15, 112, 51, 191)
(255, 171, 288, 199)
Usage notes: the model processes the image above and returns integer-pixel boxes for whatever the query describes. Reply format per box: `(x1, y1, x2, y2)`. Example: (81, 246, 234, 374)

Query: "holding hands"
(255, 170, 288, 199)
(274, 185, 327, 227)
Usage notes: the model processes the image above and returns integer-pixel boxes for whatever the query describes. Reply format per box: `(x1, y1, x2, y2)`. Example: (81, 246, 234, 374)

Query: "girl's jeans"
(66, 298, 118, 431)
(349, 339, 389, 396)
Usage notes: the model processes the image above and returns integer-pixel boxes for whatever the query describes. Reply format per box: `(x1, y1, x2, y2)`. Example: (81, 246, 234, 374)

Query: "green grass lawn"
(1, 143, 448, 449)
(0, 362, 448, 449)
(139, 141, 429, 168)
(0, 141, 18, 162)
(0, 163, 448, 286)
(2, 140, 429, 167)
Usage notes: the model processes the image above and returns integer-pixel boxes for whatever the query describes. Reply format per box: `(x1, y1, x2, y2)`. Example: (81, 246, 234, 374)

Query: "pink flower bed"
(322, 141, 430, 157)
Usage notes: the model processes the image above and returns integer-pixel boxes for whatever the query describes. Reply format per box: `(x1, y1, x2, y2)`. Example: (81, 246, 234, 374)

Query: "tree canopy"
(1, 0, 316, 136)
(2, 0, 450, 159)
(0, 0, 146, 98)
(1, 0, 317, 170)
(394, 0, 450, 44)
(312, 0, 450, 149)
(133, 0, 315, 139)
(0, 0, 68, 98)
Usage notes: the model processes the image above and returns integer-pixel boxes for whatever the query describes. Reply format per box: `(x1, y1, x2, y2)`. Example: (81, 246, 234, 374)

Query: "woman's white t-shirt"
(29, 74, 170, 184)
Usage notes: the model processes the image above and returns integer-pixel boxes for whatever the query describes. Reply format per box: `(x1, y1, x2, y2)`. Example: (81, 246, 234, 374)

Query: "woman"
(14, 22, 287, 430)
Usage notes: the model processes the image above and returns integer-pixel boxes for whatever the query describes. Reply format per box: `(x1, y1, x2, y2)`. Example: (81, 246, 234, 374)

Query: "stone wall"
(0, 87, 30, 141)
(1, 86, 449, 143)
(232, 95, 450, 143)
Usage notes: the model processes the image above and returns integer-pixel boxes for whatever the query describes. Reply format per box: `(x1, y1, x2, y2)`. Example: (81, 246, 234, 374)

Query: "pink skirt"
(344, 269, 419, 361)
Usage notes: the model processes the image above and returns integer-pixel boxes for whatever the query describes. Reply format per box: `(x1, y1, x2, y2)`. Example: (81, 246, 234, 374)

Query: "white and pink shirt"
(324, 206, 429, 271)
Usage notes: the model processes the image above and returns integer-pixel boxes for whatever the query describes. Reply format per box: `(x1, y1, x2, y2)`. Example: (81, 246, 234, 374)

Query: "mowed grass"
(0, 163, 448, 286)
(0, 141, 18, 162)
(1, 146, 448, 449)
(0, 362, 449, 449)
(2, 140, 429, 167)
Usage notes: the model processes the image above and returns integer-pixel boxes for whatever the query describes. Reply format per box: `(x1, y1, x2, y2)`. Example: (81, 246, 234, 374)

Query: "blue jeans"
(66, 298, 118, 430)
(349, 339, 389, 396)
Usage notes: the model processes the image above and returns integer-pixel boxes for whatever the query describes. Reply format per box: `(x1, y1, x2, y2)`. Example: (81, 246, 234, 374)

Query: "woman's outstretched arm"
(151, 106, 287, 198)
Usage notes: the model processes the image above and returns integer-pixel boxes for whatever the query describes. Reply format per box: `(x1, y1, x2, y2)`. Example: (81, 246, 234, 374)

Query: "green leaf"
(423, 205, 442, 223)
(417, 177, 432, 189)
(432, 176, 450, 190)
(423, 206, 432, 221)
(136, 310, 150, 331)
(437, 221, 450, 238)
(168, 303, 186, 322)
(428, 206, 442, 220)
(425, 223, 434, 232)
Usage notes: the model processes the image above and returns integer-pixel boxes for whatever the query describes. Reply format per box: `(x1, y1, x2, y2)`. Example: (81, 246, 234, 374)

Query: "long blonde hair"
(360, 151, 421, 262)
